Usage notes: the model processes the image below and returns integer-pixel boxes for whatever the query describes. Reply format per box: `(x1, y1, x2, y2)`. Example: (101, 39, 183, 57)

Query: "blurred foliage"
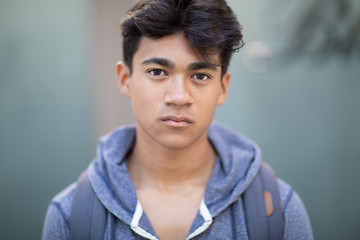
(288, 0, 360, 60)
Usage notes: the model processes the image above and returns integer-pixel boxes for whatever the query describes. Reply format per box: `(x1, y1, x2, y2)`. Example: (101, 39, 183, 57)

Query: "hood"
(205, 122, 261, 217)
(87, 122, 261, 225)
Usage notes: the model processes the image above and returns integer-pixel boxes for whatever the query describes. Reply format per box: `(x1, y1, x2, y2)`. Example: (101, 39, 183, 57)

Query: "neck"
(127, 129, 216, 191)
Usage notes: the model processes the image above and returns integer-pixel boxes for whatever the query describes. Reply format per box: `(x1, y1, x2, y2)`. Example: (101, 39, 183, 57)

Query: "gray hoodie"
(42, 122, 313, 239)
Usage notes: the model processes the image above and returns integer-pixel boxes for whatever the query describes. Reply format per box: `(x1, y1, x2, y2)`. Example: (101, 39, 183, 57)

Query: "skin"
(116, 32, 231, 240)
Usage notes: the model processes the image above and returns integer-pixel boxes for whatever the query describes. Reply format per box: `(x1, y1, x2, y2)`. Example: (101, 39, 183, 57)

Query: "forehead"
(133, 33, 220, 68)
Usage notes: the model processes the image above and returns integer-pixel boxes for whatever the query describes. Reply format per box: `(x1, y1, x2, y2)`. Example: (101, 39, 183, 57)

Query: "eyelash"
(147, 69, 211, 81)
(148, 69, 167, 77)
(192, 73, 211, 81)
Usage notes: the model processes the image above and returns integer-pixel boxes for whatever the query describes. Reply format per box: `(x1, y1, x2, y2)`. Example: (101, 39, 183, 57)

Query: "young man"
(43, 0, 313, 239)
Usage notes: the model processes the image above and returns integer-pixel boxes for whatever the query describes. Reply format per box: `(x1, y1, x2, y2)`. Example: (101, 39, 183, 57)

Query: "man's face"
(118, 33, 230, 150)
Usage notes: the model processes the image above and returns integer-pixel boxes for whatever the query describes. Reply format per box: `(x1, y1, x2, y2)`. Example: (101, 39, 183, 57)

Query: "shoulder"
(51, 183, 76, 215)
(277, 179, 314, 240)
(42, 183, 76, 240)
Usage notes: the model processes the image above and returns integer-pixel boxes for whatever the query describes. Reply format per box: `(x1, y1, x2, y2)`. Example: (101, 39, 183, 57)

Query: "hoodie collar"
(205, 123, 261, 216)
(88, 122, 261, 224)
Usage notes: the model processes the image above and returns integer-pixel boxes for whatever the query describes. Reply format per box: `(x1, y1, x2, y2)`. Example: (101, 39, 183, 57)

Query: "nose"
(164, 76, 194, 107)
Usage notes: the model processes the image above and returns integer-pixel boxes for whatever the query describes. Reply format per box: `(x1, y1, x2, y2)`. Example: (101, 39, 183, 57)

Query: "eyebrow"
(141, 58, 175, 69)
(187, 62, 217, 71)
(141, 57, 217, 71)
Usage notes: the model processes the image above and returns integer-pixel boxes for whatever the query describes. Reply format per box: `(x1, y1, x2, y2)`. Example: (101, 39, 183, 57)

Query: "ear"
(217, 72, 231, 106)
(116, 61, 131, 98)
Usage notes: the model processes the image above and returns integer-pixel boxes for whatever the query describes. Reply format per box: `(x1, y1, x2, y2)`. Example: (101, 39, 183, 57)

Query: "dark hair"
(120, 0, 244, 76)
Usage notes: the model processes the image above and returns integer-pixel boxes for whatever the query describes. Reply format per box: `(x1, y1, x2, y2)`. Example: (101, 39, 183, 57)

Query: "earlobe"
(217, 72, 231, 106)
(116, 61, 131, 98)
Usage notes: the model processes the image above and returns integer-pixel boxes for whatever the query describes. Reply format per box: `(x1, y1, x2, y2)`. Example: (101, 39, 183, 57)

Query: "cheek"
(196, 90, 221, 118)
(131, 85, 163, 117)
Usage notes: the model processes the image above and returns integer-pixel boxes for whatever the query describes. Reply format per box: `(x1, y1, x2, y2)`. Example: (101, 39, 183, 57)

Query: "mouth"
(160, 115, 193, 127)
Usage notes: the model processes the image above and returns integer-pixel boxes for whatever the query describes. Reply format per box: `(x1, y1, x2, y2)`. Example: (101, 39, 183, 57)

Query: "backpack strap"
(243, 162, 284, 240)
(70, 171, 107, 240)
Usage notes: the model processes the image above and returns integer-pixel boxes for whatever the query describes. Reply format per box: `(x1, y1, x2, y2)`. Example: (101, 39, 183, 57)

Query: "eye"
(193, 73, 210, 81)
(148, 69, 166, 76)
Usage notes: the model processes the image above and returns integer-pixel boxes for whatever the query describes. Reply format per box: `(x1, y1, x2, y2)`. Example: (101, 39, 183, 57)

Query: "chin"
(158, 139, 193, 151)
(155, 132, 203, 151)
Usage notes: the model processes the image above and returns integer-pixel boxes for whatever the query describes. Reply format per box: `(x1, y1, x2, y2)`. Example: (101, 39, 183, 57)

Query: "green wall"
(0, 1, 93, 239)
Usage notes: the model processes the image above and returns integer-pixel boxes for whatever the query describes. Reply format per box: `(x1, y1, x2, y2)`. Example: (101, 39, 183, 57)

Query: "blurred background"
(0, 0, 359, 239)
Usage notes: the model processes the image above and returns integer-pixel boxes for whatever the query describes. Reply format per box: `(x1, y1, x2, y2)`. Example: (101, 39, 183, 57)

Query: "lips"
(160, 115, 193, 127)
